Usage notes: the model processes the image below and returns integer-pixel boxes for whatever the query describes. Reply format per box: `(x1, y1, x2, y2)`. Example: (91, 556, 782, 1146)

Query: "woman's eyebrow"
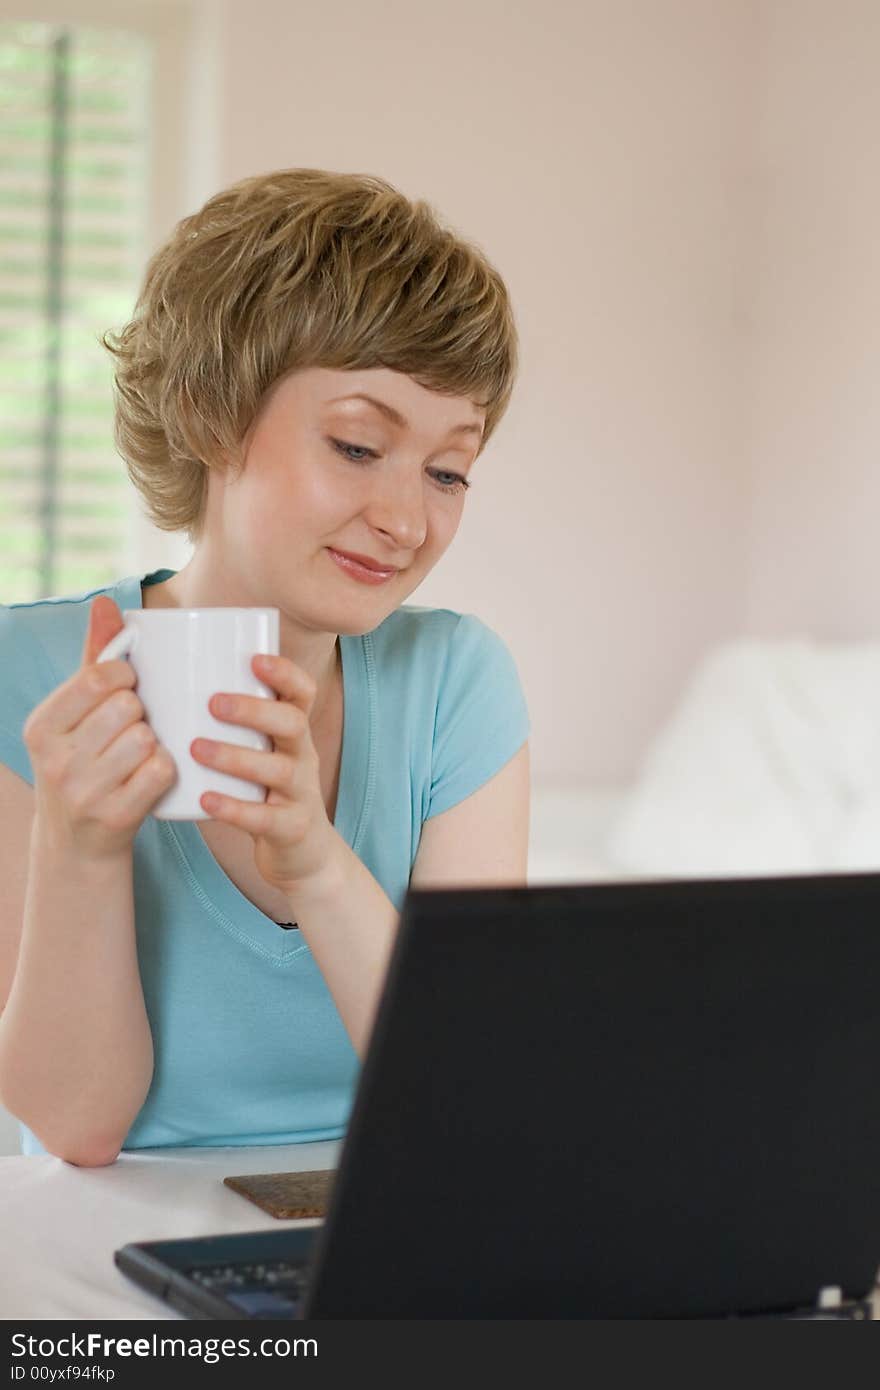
(326, 392, 483, 438)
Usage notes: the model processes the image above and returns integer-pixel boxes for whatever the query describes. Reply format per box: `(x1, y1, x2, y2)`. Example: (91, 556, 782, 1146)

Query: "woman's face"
(209, 366, 486, 634)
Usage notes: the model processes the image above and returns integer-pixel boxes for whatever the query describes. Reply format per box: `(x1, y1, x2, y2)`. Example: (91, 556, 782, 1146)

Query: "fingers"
(63, 720, 175, 817)
(207, 691, 308, 744)
(81, 595, 125, 667)
(70, 687, 146, 760)
(198, 792, 298, 837)
(24, 596, 134, 751)
(191, 738, 303, 793)
(252, 654, 317, 716)
(23, 659, 137, 748)
(90, 745, 178, 832)
(44, 686, 156, 810)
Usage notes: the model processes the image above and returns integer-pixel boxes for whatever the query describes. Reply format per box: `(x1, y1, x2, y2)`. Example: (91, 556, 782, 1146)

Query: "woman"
(0, 169, 531, 1165)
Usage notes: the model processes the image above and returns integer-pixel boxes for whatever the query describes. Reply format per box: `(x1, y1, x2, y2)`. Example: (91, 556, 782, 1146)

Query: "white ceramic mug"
(96, 607, 280, 820)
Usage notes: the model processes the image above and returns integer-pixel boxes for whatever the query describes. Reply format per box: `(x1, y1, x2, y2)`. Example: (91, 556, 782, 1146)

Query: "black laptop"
(115, 874, 880, 1319)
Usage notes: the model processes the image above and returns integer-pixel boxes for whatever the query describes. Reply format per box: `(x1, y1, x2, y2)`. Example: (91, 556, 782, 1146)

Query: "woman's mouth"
(326, 548, 399, 585)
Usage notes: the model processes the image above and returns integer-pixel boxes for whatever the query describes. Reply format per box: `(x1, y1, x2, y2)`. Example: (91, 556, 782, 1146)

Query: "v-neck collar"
(118, 569, 377, 963)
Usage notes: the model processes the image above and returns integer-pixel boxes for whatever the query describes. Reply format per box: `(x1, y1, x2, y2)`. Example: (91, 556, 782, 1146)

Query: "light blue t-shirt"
(0, 569, 530, 1154)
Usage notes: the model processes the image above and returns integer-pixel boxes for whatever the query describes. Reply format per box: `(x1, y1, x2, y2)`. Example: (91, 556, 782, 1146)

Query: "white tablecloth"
(0, 1143, 339, 1321)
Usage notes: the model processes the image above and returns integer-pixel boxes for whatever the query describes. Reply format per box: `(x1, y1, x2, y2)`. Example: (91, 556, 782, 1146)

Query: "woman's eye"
(433, 472, 470, 494)
(331, 439, 375, 463)
(329, 439, 470, 494)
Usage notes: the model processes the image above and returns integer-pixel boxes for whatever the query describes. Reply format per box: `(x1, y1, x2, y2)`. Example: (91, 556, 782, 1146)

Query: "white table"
(0, 1143, 339, 1320)
(4, 1144, 878, 1321)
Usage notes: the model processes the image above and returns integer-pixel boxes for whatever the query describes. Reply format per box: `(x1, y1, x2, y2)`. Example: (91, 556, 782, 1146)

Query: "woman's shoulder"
(373, 603, 523, 688)
(377, 607, 530, 822)
(373, 602, 509, 657)
(0, 572, 142, 678)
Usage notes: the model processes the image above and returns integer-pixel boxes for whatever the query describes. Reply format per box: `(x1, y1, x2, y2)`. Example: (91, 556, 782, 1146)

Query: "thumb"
(82, 595, 125, 667)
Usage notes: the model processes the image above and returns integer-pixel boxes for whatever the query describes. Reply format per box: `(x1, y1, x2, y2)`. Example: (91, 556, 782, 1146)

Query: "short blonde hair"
(104, 168, 519, 541)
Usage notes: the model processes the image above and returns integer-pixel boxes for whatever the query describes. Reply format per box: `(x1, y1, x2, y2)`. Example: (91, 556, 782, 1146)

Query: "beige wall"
(743, 0, 880, 640)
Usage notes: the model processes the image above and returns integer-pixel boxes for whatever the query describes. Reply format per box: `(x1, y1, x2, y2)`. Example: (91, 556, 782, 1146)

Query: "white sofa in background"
(604, 638, 880, 879)
(527, 782, 628, 884)
(529, 638, 880, 887)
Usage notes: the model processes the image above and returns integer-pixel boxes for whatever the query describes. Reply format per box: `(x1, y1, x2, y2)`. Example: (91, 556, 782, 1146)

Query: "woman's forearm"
(0, 820, 153, 1164)
(284, 830, 399, 1057)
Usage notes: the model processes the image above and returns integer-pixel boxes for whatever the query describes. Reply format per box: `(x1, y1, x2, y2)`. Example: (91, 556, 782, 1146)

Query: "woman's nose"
(365, 470, 428, 551)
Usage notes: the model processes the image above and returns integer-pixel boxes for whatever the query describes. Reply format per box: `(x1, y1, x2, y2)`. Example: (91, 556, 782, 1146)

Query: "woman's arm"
(0, 599, 175, 1165)
(282, 742, 531, 1056)
(410, 742, 530, 890)
(0, 822, 153, 1165)
(281, 838, 398, 1058)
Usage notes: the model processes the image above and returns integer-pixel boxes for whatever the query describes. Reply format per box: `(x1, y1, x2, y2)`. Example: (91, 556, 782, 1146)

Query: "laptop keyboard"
(188, 1259, 308, 1318)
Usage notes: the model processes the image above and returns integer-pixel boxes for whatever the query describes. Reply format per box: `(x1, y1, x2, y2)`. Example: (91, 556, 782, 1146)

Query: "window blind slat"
(0, 19, 149, 602)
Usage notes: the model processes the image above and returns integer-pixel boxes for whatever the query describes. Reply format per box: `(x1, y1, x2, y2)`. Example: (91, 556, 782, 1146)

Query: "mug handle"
(95, 625, 139, 664)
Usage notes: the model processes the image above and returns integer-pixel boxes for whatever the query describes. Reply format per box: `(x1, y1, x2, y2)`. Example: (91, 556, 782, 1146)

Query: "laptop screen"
(305, 874, 880, 1317)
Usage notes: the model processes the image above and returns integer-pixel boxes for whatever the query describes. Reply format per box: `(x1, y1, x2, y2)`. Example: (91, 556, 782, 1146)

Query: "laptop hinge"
(785, 1285, 873, 1321)
(739, 1285, 873, 1320)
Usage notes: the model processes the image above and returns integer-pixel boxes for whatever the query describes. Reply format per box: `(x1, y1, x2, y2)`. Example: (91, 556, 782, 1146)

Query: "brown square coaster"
(223, 1168, 335, 1219)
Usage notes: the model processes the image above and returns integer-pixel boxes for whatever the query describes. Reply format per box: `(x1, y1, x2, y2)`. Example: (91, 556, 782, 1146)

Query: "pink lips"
(327, 548, 398, 585)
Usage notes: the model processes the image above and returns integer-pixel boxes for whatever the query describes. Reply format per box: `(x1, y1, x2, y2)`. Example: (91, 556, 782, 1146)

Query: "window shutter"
(0, 20, 151, 602)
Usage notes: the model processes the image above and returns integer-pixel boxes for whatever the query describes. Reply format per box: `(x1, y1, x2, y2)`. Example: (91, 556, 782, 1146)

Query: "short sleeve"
(426, 613, 531, 819)
(0, 606, 57, 785)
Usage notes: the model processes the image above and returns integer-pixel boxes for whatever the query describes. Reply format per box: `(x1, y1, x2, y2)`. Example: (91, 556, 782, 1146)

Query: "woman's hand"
(191, 653, 339, 895)
(24, 596, 177, 861)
